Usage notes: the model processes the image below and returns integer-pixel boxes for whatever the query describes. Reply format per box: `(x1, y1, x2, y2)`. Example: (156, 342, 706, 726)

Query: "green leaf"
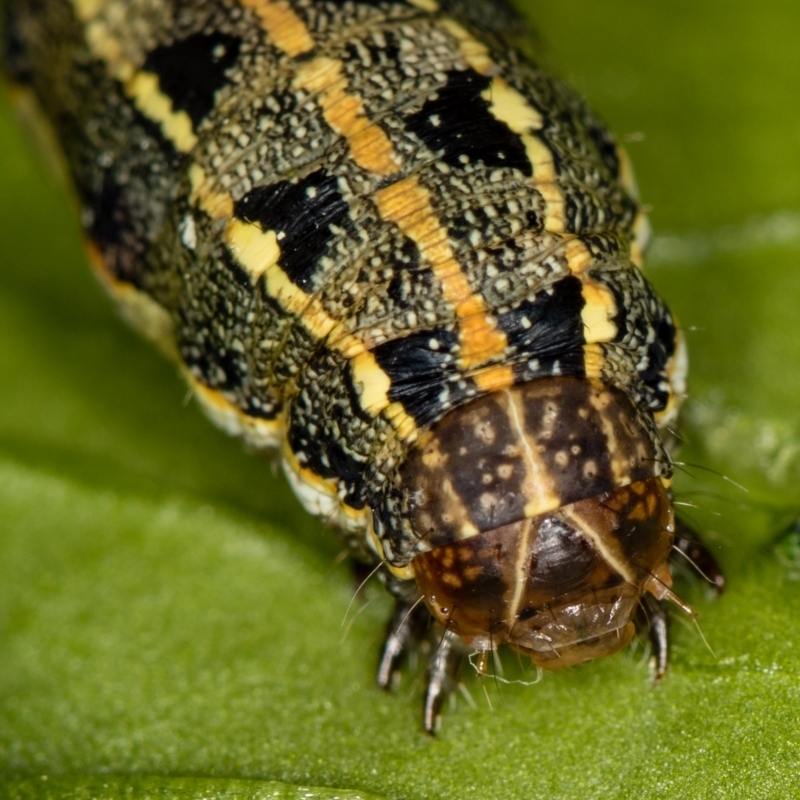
(0, 776, 386, 800)
(1, 2, 799, 799)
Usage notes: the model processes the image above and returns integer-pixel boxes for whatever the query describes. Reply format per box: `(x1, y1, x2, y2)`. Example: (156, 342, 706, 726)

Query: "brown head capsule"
(378, 376, 682, 669)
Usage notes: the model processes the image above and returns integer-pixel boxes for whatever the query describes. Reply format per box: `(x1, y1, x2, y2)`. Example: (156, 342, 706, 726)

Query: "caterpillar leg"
(376, 592, 467, 734)
(376, 597, 430, 691)
(673, 518, 726, 594)
(422, 628, 466, 735)
(639, 593, 670, 682)
(637, 517, 725, 680)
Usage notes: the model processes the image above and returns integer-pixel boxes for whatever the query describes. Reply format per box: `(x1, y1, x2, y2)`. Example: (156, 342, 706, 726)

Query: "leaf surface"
(1, 2, 799, 798)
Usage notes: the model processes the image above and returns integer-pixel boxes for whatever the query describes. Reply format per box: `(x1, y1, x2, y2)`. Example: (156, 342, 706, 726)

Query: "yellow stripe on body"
(125, 71, 197, 152)
(293, 57, 401, 176)
(188, 374, 284, 448)
(373, 176, 513, 386)
(239, 5, 512, 389)
(580, 280, 618, 343)
(188, 167, 411, 436)
(70, 0, 198, 152)
(480, 78, 565, 232)
(441, 19, 568, 234)
(240, 0, 315, 56)
(439, 18, 495, 76)
(241, 3, 399, 175)
(563, 238, 619, 370)
(406, 0, 439, 11)
(189, 163, 235, 219)
(582, 343, 605, 380)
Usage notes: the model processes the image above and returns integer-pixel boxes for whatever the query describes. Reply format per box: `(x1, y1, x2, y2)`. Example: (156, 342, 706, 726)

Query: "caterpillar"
(4, 0, 724, 732)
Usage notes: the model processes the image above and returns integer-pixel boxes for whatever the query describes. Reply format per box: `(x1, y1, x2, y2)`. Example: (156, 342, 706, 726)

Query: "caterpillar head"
(379, 377, 682, 669)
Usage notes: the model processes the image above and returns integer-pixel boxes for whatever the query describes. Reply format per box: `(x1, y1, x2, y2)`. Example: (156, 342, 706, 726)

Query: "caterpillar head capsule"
(383, 377, 683, 669)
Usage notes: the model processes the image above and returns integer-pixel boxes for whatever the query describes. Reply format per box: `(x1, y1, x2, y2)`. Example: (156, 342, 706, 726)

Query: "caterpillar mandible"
(4, 0, 724, 732)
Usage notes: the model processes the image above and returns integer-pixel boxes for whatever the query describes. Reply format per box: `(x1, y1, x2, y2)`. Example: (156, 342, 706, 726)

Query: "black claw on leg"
(376, 598, 429, 690)
(674, 517, 726, 594)
(423, 629, 465, 735)
(634, 517, 725, 682)
(640, 593, 670, 683)
(376, 595, 467, 734)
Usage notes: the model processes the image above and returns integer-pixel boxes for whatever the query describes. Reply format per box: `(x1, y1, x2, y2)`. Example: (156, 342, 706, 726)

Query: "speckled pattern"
(5, 0, 692, 725)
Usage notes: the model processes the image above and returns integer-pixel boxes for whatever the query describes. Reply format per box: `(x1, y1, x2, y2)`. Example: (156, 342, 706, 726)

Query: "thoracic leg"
(636, 517, 725, 681)
(376, 597, 430, 691)
(673, 517, 726, 594)
(376, 587, 468, 734)
(639, 592, 670, 682)
(423, 627, 466, 735)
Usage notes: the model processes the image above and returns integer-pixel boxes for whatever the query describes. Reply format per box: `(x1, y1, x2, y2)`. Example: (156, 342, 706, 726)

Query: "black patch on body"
(498, 275, 585, 363)
(86, 174, 131, 253)
(143, 32, 241, 127)
(234, 171, 350, 290)
(287, 409, 367, 509)
(371, 328, 460, 426)
(405, 69, 532, 174)
(80, 100, 182, 288)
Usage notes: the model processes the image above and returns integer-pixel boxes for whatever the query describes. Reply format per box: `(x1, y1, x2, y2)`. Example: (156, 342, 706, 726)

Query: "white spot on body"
(480, 492, 498, 511)
(180, 214, 197, 250)
(475, 420, 496, 445)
